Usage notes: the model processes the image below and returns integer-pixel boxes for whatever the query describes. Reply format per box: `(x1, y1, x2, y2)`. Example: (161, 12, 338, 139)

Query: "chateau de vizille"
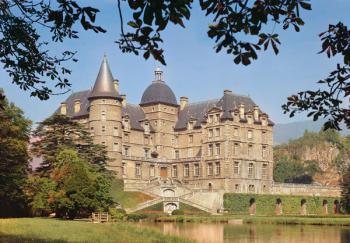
(56, 56, 339, 213)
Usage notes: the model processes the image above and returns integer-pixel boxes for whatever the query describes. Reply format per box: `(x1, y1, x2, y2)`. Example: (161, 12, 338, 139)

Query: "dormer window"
(188, 121, 194, 130)
(215, 114, 220, 123)
(209, 115, 213, 123)
(74, 99, 81, 113)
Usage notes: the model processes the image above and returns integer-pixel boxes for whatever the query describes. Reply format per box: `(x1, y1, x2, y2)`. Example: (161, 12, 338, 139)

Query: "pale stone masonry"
(57, 56, 276, 195)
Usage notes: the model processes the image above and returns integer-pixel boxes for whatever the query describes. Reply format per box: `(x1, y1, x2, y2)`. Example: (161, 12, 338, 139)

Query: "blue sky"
(1, 0, 350, 125)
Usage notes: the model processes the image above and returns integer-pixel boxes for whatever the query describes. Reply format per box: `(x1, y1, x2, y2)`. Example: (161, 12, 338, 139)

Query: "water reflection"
(143, 222, 350, 243)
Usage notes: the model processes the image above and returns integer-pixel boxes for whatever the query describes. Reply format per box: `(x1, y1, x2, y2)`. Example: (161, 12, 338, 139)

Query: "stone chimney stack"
(60, 102, 67, 115)
(114, 79, 119, 93)
(121, 94, 126, 107)
(239, 103, 245, 120)
(74, 99, 81, 113)
(180, 96, 188, 110)
(253, 105, 259, 121)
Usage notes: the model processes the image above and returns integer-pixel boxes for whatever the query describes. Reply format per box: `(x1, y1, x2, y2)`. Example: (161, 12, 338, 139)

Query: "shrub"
(127, 213, 148, 222)
(172, 209, 184, 215)
(109, 208, 126, 221)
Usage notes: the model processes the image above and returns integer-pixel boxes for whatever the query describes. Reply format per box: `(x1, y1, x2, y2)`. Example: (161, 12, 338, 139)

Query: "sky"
(1, 0, 350, 126)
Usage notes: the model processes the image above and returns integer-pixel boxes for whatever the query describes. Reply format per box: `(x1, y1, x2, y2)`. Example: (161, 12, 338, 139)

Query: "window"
(248, 184, 255, 192)
(150, 165, 155, 177)
(188, 148, 193, 158)
(248, 163, 254, 178)
(113, 143, 118, 151)
(144, 136, 149, 145)
(124, 119, 129, 130)
(175, 150, 179, 159)
(124, 133, 129, 142)
(215, 162, 220, 176)
(135, 163, 141, 177)
(262, 131, 267, 143)
(262, 163, 268, 179)
(102, 126, 106, 133)
(209, 115, 213, 123)
(215, 143, 220, 156)
(234, 143, 240, 156)
(207, 163, 213, 176)
(184, 164, 189, 177)
(262, 145, 268, 159)
(122, 162, 126, 175)
(189, 135, 193, 144)
(194, 163, 200, 176)
(208, 144, 213, 156)
(113, 127, 118, 136)
(235, 184, 240, 192)
(234, 162, 240, 175)
(101, 111, 106, 121)
(248, 144, 253, 157)
(172, 165, 178, 177)
(144, 149, 149, 158)
(208, 129, 213, 138)
(234, 127, 239, 137)
(215, 114, 220, 122)
(175, 135, 178, 145)
(215, 128, 220, 137)
(247, 130, 253, 140)
(124, 147, 129, 156)
(188, 122, 193, 130)
(90, 127, 94, 136)
(144, 123, 150, 133)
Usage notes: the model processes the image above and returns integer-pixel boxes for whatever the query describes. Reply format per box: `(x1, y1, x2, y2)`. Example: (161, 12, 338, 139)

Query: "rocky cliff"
(274, 130, 350, 186)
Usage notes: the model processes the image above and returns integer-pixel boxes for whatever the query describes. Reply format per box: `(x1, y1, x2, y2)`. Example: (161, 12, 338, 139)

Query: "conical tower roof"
(88, 55, 119, 100)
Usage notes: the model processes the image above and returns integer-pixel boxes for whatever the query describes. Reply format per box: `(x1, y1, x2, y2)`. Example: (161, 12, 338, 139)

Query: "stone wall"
(272, 182, 341, 197)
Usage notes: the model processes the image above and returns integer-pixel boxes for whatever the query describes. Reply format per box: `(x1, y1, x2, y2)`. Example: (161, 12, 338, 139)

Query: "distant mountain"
(273, 120, 350, 145)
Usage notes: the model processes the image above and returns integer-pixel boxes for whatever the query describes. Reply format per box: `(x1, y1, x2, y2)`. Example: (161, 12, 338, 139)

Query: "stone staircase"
(124, 179, 223, 215)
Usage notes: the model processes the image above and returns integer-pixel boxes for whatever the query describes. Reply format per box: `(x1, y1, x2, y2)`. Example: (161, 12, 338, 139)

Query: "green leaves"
(117, 0, 193, 65)
(283, 22, 350, 131)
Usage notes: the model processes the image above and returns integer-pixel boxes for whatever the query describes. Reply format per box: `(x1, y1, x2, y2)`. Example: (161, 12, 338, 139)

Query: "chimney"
(74, 99, 81, 113)
(239, 103, 245, 120)
(224, 89, 232, 95)
(253, 105, 259, 121)
(121, 94, 126, 107)
(180, 96, 188, 110)
(60, 102, 67, 115)
(114, 79, 119, 93)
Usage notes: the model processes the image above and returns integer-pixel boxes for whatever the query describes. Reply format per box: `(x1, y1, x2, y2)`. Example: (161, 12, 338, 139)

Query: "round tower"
(88, 55, 123, 176)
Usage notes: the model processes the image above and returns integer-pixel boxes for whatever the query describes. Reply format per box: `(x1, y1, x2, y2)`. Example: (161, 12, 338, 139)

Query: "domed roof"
(140, 69, 178, 107)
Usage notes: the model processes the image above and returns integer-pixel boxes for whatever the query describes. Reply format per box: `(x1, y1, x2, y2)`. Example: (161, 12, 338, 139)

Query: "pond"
(142, 222, 350, 243)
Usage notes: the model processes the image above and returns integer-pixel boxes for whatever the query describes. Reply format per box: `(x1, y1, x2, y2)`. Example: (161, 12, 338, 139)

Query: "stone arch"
(249, 198, 256, 215)
(323, 200, 328, 215)
(300, 199, 307, 215)
(163, 188, 175, 197)
(275, 198, 282, 216)
(164, 203, 178, 214)
(333, 200, 340, 214)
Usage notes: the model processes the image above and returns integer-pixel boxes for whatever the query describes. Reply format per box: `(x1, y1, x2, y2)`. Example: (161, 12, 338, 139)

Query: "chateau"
(58, 56, 274, 195)
(57, 56, 340, 213)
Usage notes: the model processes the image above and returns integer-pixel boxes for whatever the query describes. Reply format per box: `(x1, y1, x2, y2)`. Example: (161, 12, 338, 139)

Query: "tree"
(1, 0, 311, 99)
(273, 157, 306, 183)
(283, 22, 350, 130)
(31, 114, 108, 175)
(0, 89, 32, 217)
(341, 166, 350, 213)
(50, 149, 112, 219)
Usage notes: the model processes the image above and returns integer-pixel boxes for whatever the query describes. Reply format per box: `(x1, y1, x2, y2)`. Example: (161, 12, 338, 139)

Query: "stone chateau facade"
(57, 56, 276, 196)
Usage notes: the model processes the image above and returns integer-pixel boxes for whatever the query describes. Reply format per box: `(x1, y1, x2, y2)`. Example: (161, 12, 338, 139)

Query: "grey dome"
(140, 80, 178, 106)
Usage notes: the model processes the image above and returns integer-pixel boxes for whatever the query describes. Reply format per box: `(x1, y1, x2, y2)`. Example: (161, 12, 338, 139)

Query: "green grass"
(155, 215, 350, 226)
(110, 179, 153, 208)
(0, 218, 193, 243)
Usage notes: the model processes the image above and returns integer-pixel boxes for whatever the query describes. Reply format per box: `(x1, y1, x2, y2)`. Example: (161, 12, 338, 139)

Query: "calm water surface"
(142, 222, 350, 243)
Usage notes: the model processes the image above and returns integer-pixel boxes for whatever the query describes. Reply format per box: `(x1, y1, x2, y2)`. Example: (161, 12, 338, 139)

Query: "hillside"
(273, 120, 350, 145)
(274, 129, 350, 186)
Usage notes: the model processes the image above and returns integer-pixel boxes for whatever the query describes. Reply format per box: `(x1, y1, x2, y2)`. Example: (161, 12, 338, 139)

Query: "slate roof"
(56, 90, 90, 118)
(122, 104, 146, 131)
(140, 80, 178, 107)
(88, 56, 120, 100)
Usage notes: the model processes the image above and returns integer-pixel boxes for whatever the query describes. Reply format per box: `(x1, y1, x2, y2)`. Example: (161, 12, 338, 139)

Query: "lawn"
(0, 218, 193, 243)
(110, 179, 153, 208)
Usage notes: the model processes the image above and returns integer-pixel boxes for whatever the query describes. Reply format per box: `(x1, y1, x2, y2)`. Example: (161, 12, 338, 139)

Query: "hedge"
(224, 193, 341, 215)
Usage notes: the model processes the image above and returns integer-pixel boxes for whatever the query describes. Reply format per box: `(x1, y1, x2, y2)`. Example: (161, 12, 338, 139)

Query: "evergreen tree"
(0, 89, 31, 217)
(31, 114, 108, 175)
